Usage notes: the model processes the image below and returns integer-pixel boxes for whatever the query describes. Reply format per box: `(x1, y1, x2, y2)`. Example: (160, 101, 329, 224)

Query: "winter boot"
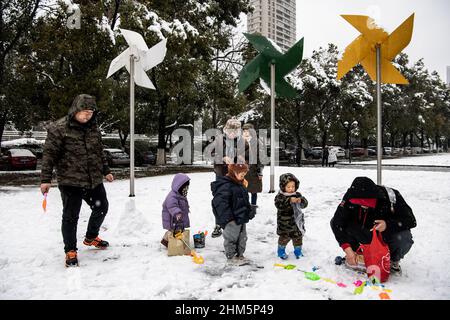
(390, 261, 402, 276)
(65, 250, 78, 267)
(294, 246, 303, 259)
(211, 225, 222, 238)
(83, 236, 109, 249)
(277, 245, 288, 260)
(227, 256, 246, 266)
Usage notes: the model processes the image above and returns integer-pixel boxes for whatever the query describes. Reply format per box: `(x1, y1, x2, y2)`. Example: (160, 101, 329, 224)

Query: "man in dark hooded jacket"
(40, 94, 114, 267)
(330, 177, 416, 275)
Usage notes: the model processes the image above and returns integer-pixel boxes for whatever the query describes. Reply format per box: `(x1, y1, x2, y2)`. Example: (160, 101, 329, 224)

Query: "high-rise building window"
(247, 0, 296, 52)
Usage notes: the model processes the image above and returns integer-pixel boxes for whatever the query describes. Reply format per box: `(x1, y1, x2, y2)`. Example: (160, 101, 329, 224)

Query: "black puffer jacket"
(211, 176, 255, 228)
(330, 177, 417, 247)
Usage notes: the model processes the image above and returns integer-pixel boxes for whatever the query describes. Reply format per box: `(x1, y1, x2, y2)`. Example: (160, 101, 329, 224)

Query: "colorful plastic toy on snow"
(274, 263, 296, 270)
(42, 193, 48, 212)
(175, 231, 204, 264)
(193, 231, 207, 249)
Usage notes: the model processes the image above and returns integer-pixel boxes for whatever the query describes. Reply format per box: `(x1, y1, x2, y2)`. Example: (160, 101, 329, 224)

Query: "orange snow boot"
(83, 236, 109, 249)
(65, 250, 79, 267)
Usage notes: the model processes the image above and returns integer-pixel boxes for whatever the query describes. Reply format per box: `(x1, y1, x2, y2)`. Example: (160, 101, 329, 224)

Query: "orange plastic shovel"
(175, 232, 204, 264)
(42, 193, 48, 212)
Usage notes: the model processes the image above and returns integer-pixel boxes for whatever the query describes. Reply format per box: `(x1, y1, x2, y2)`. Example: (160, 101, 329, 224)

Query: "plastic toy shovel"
(175, 232, 204, 264)
(274, 263, 296, 270)
(42, 193, 48, 212)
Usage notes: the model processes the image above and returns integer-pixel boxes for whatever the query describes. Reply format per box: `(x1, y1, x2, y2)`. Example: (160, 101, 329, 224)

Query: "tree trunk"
(402, 132, 407, 147)
(295, 107, 302, 166)
(118, 129, 128, 150)
(0, 111, 7, 147)
(321, 130, 327, 149)
(420, 127, 424, 150)
(212, 25, 221, 129)
(345, 127, 350, 158)
(362, 138, 369, 157)
(390, 132, 396, 148)
(109, 0, 121, 30)
(212, 106, 217, 129)
(157, 99, 167, 165)
(295, 132, 302, 166)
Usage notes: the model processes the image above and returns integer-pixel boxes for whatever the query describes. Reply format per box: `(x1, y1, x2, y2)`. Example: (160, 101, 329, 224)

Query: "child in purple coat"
(160, 173, 191, 247)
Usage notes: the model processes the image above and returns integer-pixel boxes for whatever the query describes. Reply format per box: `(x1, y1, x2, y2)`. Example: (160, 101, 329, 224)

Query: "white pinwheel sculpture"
(107, 28, 167, 88)
(107, 29, 167, 197)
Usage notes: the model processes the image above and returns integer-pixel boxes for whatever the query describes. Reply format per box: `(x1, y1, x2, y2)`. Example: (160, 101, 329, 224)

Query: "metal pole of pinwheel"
(337, 14, 414, 185)
(107, 29, 167, 196)
(239, 33, 304, 192)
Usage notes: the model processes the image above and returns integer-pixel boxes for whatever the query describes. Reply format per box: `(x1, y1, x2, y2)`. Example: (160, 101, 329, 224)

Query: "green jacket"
(40, 94, 110, 188)
(275, 191, 308, 236)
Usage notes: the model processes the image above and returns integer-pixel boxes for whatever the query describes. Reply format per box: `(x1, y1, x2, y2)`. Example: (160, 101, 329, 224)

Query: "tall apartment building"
(247, 0, 296, 53)
(447, 66, 450, 86)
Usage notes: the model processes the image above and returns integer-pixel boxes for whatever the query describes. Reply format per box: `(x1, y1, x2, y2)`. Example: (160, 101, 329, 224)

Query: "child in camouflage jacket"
(274, 173, 308, 259)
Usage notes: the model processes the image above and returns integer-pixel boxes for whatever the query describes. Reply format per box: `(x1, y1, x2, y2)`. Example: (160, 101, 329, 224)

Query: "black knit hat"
(344, 177, 383, 199)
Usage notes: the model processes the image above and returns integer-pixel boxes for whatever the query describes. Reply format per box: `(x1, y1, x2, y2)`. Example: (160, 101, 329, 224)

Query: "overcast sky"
(296, 0, 450, 81)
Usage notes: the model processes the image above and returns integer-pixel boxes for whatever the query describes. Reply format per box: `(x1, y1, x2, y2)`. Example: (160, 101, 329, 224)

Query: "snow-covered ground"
(351, 153, 450, 166)
(1, 160, 450, 300)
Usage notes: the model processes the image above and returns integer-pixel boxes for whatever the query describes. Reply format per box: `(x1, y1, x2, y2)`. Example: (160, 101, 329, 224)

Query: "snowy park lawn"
(351, 152, 450, 166)
(1, 162, 449, 300)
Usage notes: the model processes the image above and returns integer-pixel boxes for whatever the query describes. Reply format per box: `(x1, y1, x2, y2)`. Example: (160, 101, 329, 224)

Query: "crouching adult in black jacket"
(330, 177, 416, 275)
(211, 163, 256, 265)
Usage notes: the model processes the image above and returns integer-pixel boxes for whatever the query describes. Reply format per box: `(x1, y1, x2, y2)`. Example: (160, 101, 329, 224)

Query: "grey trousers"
(223, 220, 247, 259)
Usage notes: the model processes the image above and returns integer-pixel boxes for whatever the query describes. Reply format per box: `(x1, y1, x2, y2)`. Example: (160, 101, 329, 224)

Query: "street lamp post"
(344, 120, 358, 163)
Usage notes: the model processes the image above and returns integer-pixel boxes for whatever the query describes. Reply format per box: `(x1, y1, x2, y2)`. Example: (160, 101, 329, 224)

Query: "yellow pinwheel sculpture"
(337, 14, 414, 84)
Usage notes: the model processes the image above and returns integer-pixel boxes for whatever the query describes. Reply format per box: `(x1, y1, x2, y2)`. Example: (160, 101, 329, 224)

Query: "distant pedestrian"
(242, 123, 263, 208)
(328, 148, 338, 167)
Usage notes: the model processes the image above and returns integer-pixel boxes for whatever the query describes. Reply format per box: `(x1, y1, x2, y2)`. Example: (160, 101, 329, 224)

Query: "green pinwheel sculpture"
(239, 33, 304, 98)
(239, 33, 304, 192)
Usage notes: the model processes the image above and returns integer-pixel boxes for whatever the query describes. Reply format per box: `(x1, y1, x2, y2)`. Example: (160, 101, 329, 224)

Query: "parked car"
(138, 150, 156, 165)
(403, 147, 412, 155)
(103, 148, 130, 167)
(304, 147, 323, 159)
(368, 146, 380, 156)
(267, 147, 292, 161)
(123, 145, 159, 166)
(303, 148, 313, 159)
(0, 148, 37, 171)
(384, 147, 392, 155)
(392, 148, 402, 155)
(351, 148, 365, 157)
